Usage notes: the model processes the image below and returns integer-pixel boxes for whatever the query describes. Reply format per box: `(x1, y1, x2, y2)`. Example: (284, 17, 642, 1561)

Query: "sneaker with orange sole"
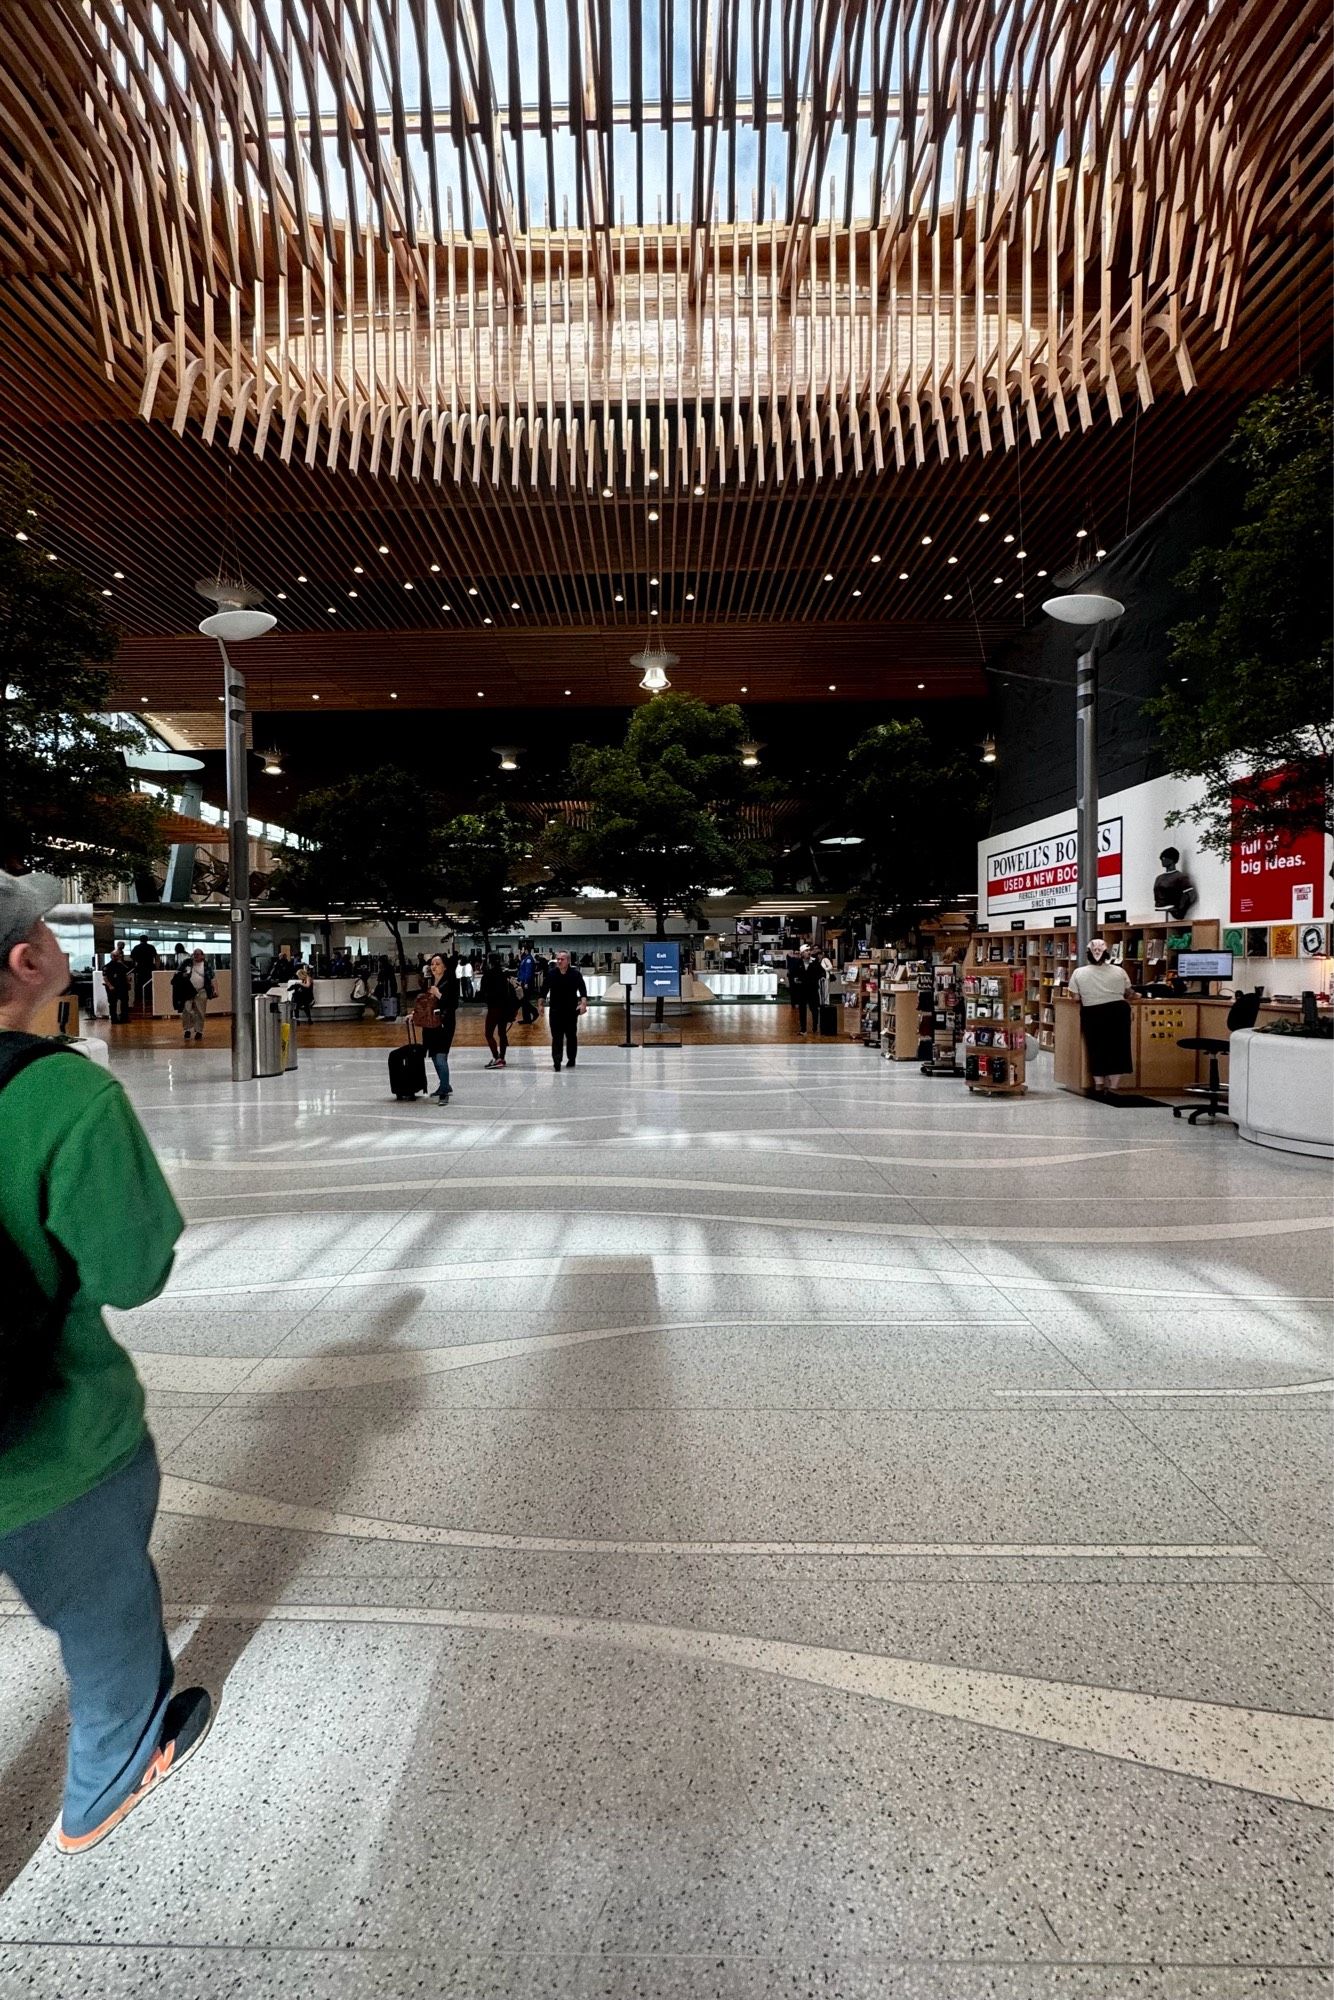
(55, 1686, 214, 1856)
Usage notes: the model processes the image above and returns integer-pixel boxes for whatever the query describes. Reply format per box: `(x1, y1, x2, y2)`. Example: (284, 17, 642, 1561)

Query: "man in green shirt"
(0, 873, 213, 1855)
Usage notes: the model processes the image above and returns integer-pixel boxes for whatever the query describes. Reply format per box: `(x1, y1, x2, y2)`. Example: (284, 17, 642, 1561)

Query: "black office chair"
(1172, 990, 1262, 1125)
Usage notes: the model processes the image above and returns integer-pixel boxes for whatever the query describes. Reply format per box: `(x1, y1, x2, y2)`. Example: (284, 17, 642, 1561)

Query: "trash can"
(281, 996, 298, 1071)
(254, 993, 284, 1076)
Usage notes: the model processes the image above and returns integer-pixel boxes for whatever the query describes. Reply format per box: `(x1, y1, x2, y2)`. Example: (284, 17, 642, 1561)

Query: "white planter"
(1229, 1028, 1334, 1160)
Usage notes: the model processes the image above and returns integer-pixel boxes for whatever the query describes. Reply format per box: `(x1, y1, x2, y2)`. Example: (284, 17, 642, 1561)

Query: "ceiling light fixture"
(602, 486, 613, 498)
(823, 572, 834, 582)
(630, 638, 678, 694)
(13, 531, 27, 542)
(1003, 533, 1015, 544)
(852, 588, 862, 597)
(870, 554, 881, 564)
(353, 564, 364, 574)
(430, 562, 440, 573)
(101, 588, 112, 596)
(348, 590, 358, 598)
(468, 586, 478, 596)
(261, 746, 283, 775)
(403, 581, 414, 590)
(917, 681, 925, 689)
(312, 693, 320, 701)
(740, 740, 761, 768)
(684, 591, 694, 602)
(377, 543, 389, 554)
(1075, 528, 1089, 540)
(441, 603, 452, 611)
(483, 616, 493, 624)
(920, 535, 932, 545)
(740, 684, 748, 692)
(978, 511, 990, 523)
(390, 692, 398, 699)
(297, 573, 308, 582)
(614, 591, 624, 602)
(992, 576, 1003, 584)
(1017, 549, 1027, 560)
(947, 555, 958, 565)
(510, 600, 520, 609)
(648, 469, 659, 482)
(693, 483, 705, 495)
(981, 734, 997, 763)
(493, 745, 520, 771)
(113, 570, 124, 579)
(648, 509, 659, 521)
(899, 571, 910, 580)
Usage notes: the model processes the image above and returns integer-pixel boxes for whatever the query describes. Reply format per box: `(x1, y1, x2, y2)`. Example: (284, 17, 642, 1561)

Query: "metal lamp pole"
(1040, 593, 1126, 957)
(197, 592, 278, 1082)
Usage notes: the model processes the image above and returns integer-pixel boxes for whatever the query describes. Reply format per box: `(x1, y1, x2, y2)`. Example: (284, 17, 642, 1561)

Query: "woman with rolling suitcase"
(417, 951, 459, 1102)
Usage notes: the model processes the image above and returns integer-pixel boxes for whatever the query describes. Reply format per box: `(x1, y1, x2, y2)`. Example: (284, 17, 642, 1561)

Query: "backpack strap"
(0, 1031, 82, 1092)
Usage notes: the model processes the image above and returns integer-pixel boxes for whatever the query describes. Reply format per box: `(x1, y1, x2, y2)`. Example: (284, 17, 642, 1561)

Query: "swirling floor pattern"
(1, 1039, 1331, 2000)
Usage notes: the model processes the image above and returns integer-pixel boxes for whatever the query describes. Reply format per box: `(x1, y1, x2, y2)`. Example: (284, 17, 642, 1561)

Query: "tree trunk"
(654, 904, 666, 1024)
(385, 915, 408, 976)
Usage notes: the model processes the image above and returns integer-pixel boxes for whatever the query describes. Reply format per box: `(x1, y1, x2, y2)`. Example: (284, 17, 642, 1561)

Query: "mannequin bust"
(1153, 847, 1197, 920)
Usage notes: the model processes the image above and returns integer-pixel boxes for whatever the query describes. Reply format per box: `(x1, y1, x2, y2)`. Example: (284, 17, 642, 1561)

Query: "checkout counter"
(1053, 993, 1303, 1094)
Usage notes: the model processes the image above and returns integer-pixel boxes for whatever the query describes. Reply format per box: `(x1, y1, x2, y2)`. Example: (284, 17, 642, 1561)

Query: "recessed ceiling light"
(430, 562, 440, 572)
(348, 589, 358, 598)
(1096, 546, 1107, 557)
(992, 577, 1003, 584)
(614, 591, 624, 602)
(602, 486, 613, 498)
(477, 690, 485, 697)
(648, 509, 659, 522)
(852, 588, 862, 597)
(377, 544, 389, 554)
(649, 608, 658, 617)
(944, 592, 954, 601)
(899, 571, 909, 581)
(46, 552, 56, 562)
(1036, 569, 1048, 577)
(564, 688, 571, 695)
(468, 586, 478, 596)
(404, 582, 414, 591)
(828, 683, 837, 691)
(390, 692, 398, 699)
(353, 564, 363, 574)
(297, 574, 308, 582)
(101, 587, 112, 596)
(916, 681, 925, 689)
(312, 693, 320, 700)
(217, 694, 224, 701)
(13, 531, 27, 542)
(869, 553, 881, 564)
(947, 555, 958, 565)
(1015, 592, 1025, 600)
(327, 604, 337, 612)
(1075, 528, 1088, 540)
(978, 511, 990, 523)
(685, 591, 694, 601)
(510, 600, 520, 609)
(740, 684, 748, 692)
(823, 572, 834, 582)
(649, 576, 659, 587)
(648, 469, 659, 482)
(1003, 533, 1015, 544)
(920, 535, 932, 545)
(483, 616, 493, 625)
(113, 570, 124, 579)
(441, 603, 452, 611)
(693, 483, 705, 495)
(1017, 549, 1027, 559)
(276, 591, 287, 600)
(141, 695, 149, 703)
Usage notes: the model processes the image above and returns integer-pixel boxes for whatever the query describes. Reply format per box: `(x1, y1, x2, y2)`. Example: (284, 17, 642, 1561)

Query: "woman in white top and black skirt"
(1067, 939, 1133, 1096)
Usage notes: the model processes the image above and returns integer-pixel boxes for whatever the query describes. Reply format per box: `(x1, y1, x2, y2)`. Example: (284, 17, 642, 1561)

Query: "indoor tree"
(0, 462, 163, 888)
(270, 765, 444, 972)
(434, 807, 548, 954)
(839, 716, 990, 940)
(545, 692, 770, 936)
(1145, 377, 1333, 856)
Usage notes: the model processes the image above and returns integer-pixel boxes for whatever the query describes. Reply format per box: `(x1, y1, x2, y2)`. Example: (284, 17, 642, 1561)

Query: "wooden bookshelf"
(964, 941, 1027, 1092)
(976, 920, 1223, 1052)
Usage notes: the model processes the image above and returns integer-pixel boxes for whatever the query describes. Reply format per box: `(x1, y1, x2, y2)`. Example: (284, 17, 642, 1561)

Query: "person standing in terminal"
(102, 944, 132, 1025)
(0, 871, 212, 1856)
(1067, 938, 1134, 1096)
(172, 949, 214, 1041)
(541, 949, 588, 1070)
(516, 943, 538, 1023)
(479, 954, 517, 1068)
(421, 950, 459, 1102)
(129, 936, 157, 1011)
(784, 946, 804, 1024)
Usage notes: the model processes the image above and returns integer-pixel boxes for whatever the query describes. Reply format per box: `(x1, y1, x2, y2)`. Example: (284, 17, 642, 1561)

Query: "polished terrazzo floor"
(1, 1039, 1331, 1999)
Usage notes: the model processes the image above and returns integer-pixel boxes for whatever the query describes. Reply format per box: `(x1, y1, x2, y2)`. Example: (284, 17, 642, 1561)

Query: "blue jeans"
(430, 1051, 451, 1096)
(0, 1437, 173, 1838)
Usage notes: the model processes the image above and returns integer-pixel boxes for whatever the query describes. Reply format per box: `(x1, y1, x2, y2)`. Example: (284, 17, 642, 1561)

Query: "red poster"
(1229, 765, 1326, 922)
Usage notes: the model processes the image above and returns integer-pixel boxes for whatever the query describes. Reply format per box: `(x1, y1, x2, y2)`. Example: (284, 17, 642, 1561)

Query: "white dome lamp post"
(1041, 586, 1125, 961)
(196, 577, 277, 1081)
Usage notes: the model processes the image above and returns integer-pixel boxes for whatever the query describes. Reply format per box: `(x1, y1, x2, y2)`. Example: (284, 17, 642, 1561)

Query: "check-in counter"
(1053, 994, 1303, 1094)
(699, 971, 780, 999)
(149, 968, 234, 1016)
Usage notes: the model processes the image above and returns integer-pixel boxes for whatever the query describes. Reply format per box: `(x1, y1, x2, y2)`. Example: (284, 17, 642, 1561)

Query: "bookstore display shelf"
(973, 921, 1223, 1052)
(963, 964, 1027, 1093)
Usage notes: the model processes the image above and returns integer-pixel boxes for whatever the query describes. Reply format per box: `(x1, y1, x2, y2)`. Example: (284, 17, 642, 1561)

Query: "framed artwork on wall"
(1270, 924, 1298, 959)
(1299, 924, 1329, 959)
(1222, 927, 1245, 958)
(1246, 927, 1269, 958)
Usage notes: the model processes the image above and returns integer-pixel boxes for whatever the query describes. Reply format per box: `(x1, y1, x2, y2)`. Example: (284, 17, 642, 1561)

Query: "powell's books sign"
(986, 819, 1123, 917)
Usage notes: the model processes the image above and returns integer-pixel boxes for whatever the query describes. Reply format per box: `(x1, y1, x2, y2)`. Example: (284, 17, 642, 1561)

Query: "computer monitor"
(1176, 950, 1233, 983)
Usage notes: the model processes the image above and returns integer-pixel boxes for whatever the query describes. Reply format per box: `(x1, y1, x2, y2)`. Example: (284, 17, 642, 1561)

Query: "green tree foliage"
(0, 463, 163, 887)
(841, 717, 990, 937)
(545, 692, 770, 934)
(270, 766, 446, 970)
(1146, 378, 1333, 856)
(435, 807, 547, 951)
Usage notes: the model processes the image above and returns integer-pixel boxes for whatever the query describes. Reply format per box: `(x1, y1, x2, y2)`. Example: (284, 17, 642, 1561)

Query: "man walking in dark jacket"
(540, 950, 588, 1070)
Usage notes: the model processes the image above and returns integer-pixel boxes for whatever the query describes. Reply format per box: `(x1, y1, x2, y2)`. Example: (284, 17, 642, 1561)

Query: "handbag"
(411, 990, 439, 1030)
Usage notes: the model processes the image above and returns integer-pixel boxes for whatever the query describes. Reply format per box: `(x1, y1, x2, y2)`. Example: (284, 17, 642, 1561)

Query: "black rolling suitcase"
(388, 1019, 427, 1099)
(819, 1002, 839, 1036)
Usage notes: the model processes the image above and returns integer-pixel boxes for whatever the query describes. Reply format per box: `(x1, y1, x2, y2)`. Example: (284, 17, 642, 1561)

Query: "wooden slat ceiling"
(0, 1, 1328, 714)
